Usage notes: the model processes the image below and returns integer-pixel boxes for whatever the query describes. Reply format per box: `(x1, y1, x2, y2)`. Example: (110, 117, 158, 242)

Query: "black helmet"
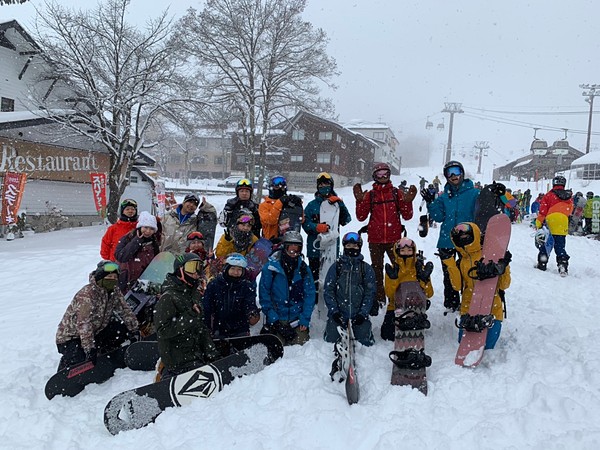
(173, 253, 203, 287)
(342, 231, 363, 249)
(93, 260, 120, 281)
(443, 160, 465, 179)
(587, 191, 594, 199)
(552, 175, 566, 187)
(317, 172, 334, 187)
(269, 175, 287, 199)
(235, 178, 253, 195)
(450, 223, 475, 247)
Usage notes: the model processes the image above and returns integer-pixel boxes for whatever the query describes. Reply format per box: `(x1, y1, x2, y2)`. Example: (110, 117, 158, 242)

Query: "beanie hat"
(183, 194, 200, 205)
(137, 211, 157, 230)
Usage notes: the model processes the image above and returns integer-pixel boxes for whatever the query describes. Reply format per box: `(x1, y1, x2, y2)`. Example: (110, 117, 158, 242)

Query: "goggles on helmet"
(451, 223, 474, 245)
(343, 232, 361, 244)
(374, 169, 390, 178)
(120, 199, 137, 209)
(183, 260, 204, 274)
(444, 166, 463, 178)
(187, 231, 205, 241)
(237, 179, 253, 188)
(237, 215, 254, 226)
(271, 176, 286, 187)
(395, 237, 415, 250)
(101, 261, 120, 273)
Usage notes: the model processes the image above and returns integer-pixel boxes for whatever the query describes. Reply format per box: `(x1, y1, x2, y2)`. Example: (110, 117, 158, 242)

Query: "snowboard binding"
(389, 349, 432, 370)
(394, 310, 431, 331)
(455, 314, 495, 332)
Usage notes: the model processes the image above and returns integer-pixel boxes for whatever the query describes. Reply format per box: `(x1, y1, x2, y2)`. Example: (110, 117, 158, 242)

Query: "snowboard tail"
(104, 341, 283, 434)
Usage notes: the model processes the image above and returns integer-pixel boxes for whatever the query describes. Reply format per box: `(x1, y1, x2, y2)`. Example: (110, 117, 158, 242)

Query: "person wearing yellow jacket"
(381, 238, 434, 341)
(445, 222, 511, 350)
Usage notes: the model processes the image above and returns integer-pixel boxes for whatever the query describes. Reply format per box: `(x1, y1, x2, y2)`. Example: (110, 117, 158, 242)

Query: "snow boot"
(557, 255, 569, 277)
(389, 349, 432, 370)
(535, 253, 547, 271)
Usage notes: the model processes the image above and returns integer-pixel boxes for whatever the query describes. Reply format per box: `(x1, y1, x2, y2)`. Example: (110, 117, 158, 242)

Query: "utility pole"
(580, 84, 600, 154)
(442, 102, 464, 164)
(474, 141, 489, 175)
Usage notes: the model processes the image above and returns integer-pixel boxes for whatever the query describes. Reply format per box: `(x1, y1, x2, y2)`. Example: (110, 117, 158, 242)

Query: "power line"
(463, 106, 600, 115)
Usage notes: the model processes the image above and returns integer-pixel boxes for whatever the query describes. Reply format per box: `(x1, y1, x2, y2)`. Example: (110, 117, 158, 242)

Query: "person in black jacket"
(202, 253, 260, 338)
(218, 179, 262, 238)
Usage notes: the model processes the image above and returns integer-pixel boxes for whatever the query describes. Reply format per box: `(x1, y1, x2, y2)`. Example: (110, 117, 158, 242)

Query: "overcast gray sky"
(4, 0, 600, 171)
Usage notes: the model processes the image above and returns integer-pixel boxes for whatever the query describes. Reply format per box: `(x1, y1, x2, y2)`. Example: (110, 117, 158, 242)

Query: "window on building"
(169, 155, 182, 163)
(292, 129, 305, 140)
(317, 153, 331, 164)
(336, 134, 342, 143)
(214, 156, 223, 165)
(373, 131, 385, 140)
(129, 175, 139, 184)
(236, 154, 246, 164)
(191, 156, 206, 164)
(334, 155, 340, 166)
(197, 138, 208, 148)
(290, 155, 303, 162)
(1, 97, 15, 112)
(318, 131, 333, 141)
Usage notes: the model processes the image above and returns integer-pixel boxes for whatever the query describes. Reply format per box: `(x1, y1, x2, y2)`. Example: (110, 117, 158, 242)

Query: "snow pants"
(323, 318, 374, 346)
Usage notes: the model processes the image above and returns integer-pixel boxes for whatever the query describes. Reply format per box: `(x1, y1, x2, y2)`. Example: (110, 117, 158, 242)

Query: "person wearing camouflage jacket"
(55, 261, 139, 371)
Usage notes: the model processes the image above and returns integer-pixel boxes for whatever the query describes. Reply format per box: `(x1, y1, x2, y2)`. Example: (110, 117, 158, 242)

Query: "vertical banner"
(155, 180, 166, 217)
(592, 198, 600, 234)
(90, 173, 107, 219)
(1, 171, 27, 225)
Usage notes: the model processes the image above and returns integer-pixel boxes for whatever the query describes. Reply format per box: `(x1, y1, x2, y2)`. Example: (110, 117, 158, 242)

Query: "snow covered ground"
(1, 169, 600, 449)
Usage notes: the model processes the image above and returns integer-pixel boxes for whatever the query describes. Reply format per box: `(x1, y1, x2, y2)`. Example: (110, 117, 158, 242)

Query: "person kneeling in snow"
(447, 222, 511, 349)
(55, 261, 139, 371)
(323, 232, 376, 346)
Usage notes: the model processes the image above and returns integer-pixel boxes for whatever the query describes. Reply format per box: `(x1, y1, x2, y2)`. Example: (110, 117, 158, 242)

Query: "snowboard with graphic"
(245, 238, 272, 281)
(103, 340, 284, 434)
(389, 280, 431, 395)
(278, 201, 304, 236)
(125, 334, 282, 371)
(455, 213, 511, 368)
(315, 200, 340, 319)
(330, 321, 359, 405)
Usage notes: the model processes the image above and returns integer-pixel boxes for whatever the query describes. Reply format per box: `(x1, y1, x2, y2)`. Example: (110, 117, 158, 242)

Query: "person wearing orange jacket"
(535, 175, 573, 275)
(100, 199, 138, 262)
(258, 176, 303, 241)
(354, 163, 416, 316)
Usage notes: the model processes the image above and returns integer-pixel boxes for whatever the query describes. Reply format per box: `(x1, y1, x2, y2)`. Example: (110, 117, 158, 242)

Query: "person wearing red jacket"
(100, 199, 138, 262)
(353, 163, 416, 315)
(535, 175, 573, 275)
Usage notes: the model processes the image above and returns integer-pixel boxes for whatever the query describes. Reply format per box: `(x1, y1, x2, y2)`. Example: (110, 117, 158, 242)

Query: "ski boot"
(394, 310, 431, 331)
(534, 253, 548, 271)
(456, 314, 495, 332)
(389, 349, 432, 370)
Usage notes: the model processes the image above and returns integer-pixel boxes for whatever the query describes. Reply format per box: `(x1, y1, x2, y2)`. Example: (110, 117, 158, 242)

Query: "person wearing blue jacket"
(302, 172, 352, 284)
(421, 161, 480, 312)
(258, 231, 316, 345)
(323, 232, 376, 346)
(202, 253, 260, 338)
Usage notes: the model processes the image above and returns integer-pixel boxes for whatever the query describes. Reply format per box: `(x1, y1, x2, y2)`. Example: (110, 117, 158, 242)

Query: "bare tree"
(31, 0, 202, 222)
(176, 0, 337, 196)
(0, 0, 30, 5)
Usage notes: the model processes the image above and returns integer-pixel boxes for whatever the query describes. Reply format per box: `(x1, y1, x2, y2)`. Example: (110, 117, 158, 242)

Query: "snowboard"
(278, 201, 304, 236)
(125, 334, 283, 371)
(315, 200, 340, 319)
(592, 198, 600, 234)
(45, 344, 129, 400)
(418, 214, 429, 238)
(197, 209, 218, 250)
(245, 238, 273, 281)
(124, 252, 175, 336)
(389, 280, 430, 395)
(455, 213, 511, 368)
(474, 182, 506, 238)
(330, 321, 359, 405)
(103, 341, 284, 434)
(534, 226, 554, 259)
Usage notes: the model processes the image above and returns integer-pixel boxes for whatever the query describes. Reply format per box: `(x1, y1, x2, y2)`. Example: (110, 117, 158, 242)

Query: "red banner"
(90, 173, 107, 218)
(1, 171, 27, 225)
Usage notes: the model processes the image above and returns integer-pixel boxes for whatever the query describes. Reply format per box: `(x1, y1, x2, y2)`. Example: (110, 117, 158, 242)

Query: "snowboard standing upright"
(245, 238, 273, 281)
(104, 340, 284, 434)
(330, 321, 359, 405)
(455, 213, 511, 368)
(315, 200, 340, 319)
(389, 281, 431, 395)
(278, 201, 304, 236)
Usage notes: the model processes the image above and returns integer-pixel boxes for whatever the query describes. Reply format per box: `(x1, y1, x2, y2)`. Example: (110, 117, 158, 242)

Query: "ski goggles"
(453, 223, 472, 234)
(271, 176, 286, 187)
(183, 260, 204, 274)
(237, 215, 254, 226)
(451, 223, 474, 245)
(120, 199, 137, 209)
(374, 169, 390, 178)
(186, 231, 205, 242)
(236, 179, 253, 189)
(395, 238, 415, 250)
(343, 232, 361, 244)
(317, 172, 333, 183)
(99, 261, 120, 274)
(444, 166, 463, 178)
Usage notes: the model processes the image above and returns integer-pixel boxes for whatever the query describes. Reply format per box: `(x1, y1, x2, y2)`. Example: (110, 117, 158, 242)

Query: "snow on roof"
(571, 151, 600, 166)
(513, 158, 533, 168)
(0, 109, 73, 124)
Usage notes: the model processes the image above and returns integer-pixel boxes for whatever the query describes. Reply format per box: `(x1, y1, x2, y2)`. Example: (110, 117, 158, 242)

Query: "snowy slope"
(1, 173, 600, 449)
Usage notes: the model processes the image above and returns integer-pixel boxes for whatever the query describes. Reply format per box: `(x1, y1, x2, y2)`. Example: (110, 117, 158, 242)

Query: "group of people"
(62, 158, 587, 379)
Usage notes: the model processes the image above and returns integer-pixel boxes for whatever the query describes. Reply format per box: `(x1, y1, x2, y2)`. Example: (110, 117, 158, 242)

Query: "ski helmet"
(93, 260, 120, 281)
(372, 162, 391, 181)
(317, 172, 334, 186)
(269, 175, 287, 198)
(282, 230, 303, 247)
(450, 223, 475, 247)
(224, 253, 248, 269)
(587, 191, 594, 199)
(342, 231, 363, 249)
(234, 208, 255, 226)
(235, 178, 253, 195)
(443, 160, 465, 179)
(173, 253, 203, 287)
(393, 237, 416, 256)
(186, 231, 205, 243)
(552, 175, 566, 187)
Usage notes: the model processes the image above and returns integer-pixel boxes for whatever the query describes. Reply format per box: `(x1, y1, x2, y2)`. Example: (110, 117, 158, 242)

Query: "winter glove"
(435, 248, 456, 260)
(273, 321, 297, 342)
(353, 183, 365, 202)
(490, 182, 506, 197)
(86, 348, 98, 365)
(332, 312, 344, 326)
(416, 260, 434, 283)
(420, 188, 435, 204)
(500, 250, 512, 266)
(470, 259, 503, 280)
(327, 195, 341, 204)
(385, 263, 399, 279)
(403, 185, 418, 202)
(316, 223, 330, 233)
(444, 296, 460, 312)
(352, 315, 367, 327)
